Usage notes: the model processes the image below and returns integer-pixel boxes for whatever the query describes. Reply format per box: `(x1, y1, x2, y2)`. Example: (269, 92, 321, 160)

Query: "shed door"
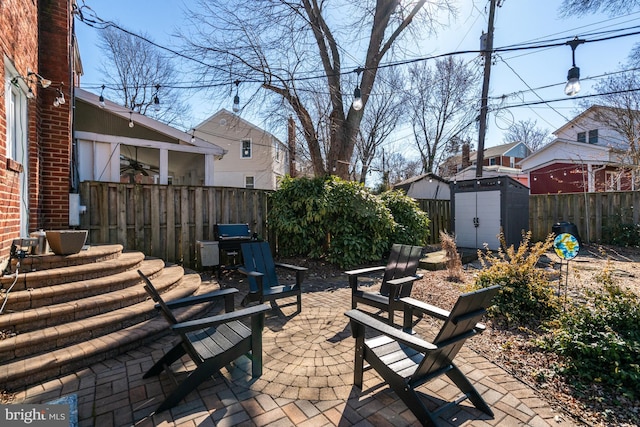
(454, 191, 501, 250)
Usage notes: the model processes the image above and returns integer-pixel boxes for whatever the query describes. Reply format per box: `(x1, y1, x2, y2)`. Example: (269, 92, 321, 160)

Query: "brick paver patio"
(11, 273, 576, 426)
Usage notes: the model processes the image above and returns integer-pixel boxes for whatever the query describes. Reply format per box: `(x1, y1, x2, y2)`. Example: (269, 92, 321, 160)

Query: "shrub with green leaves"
(472, 232, 561, 327)
(541, 266, 640, 400)
(269, 176, 406, 267)
(379, 190, 431, 246)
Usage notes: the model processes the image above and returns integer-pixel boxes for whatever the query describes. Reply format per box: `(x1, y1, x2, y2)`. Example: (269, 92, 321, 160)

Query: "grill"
(214, 224, 258, 272)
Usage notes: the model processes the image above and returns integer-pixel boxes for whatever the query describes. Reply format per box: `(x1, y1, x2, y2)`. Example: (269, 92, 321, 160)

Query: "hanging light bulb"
(564, 37, 585, 97)
(564, 66, 581, 97)
(352, 86, 363, 111)
(352, 67, 364, 111)
(99, 84, 105, 108)
(56, 88, 65, 105)
(232, 80, 240, 113)
(129, 112, 135, 128)
(190, 129, 196, 143)
(26, 87, 35, 99)
(153, 84, 160, 112)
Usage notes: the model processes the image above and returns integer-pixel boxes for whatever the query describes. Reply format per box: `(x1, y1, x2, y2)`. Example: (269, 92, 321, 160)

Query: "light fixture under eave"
(128, 112, 135, 128)
(564, 37, 585, 97)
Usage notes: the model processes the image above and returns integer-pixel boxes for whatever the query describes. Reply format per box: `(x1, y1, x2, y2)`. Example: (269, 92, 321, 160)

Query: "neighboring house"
(451, 165, 529, 187)
(74, 88, 226, 186)
(519, 106, 634, 194)
(439, 141, 531, 180)
(2, 0, 77, 269)
(194, 110, 289, 190)
(392, 173, 450, 200)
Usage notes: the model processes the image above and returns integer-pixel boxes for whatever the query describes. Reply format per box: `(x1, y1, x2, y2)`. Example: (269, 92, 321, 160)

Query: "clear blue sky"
(74, 1, 640, 157)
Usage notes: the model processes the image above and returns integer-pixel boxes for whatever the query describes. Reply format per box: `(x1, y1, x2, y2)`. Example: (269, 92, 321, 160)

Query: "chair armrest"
(172, 303, 270, 333)
(345, 265, 385, 277)
(274, 262, 307, 272)
(401, 296, 450, 320)
(400, 297, 486, 331)
(237, 267, 264, 278)
(163, 288, 238, 310)
(386, 274, 422, 287)
(345, 309, 437, 353)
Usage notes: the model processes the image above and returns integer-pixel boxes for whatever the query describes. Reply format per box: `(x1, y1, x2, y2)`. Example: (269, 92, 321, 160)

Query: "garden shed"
(451, 176, 529, 250)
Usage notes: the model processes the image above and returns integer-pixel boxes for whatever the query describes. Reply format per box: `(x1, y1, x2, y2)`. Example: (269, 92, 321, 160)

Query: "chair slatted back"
(380, 244, 423, 298)
(241, 241, 279, 293)
(412, 285, 501, 380)
(139, 271, 180, 325)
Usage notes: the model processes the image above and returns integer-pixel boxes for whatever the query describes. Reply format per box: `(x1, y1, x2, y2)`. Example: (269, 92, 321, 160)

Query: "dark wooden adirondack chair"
(346, 243, 423, 325)
(138, 271, 270, 414)
(345, 285, 501, 427)
(238, 241, 306, 313)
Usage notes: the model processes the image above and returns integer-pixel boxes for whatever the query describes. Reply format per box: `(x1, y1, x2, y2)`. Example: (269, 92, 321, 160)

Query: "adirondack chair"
(138, 271, 270, 414)
(238, 241, 306, 313)
(345, 243, 423, 325)
(345, 285, 501, 427)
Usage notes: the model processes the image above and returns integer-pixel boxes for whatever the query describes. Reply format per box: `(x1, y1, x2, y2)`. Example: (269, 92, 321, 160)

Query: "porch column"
(159, 149, 169, 185)
(587, 164, 594, 192)
(204, 154, 215, 186)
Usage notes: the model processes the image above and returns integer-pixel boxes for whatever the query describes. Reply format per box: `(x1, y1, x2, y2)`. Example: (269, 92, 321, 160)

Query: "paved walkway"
(11, 273, 577, 426)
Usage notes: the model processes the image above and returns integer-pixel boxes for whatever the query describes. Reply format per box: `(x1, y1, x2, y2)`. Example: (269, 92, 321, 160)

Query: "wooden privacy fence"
(416, 199, 451, 244)
(79, 181, 272, 268)
(79, 182, 453, 268)
(529, 191, 640, 244)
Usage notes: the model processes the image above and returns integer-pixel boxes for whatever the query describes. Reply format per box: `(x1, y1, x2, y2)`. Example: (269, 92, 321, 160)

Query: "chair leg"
(446, 363, 494, 416)
(154, 359, 219, 414)
(392, 384, 440, 427)
(144, 342, 186, 378)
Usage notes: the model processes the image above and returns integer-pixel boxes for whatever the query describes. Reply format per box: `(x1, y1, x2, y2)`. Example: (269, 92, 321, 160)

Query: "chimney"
(462, 143, 471, 168)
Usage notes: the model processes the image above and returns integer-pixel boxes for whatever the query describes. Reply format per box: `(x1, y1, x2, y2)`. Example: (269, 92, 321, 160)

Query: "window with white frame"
(245, 176, 255, 189)
(241, 139, 252, 158)
(6, 76, 28, 164)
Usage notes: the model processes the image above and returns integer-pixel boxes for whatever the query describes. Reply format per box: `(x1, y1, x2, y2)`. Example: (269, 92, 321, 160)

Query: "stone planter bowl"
(46, 230, 88, 255)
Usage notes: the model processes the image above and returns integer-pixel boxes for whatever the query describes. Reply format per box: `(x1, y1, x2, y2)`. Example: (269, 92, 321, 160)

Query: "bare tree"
(98, 27, 189, 126)
(559, 0, 640, 16)
(503, 119, 552, 151)
(181, 0, 457, 179)
(407, 56, 481, 173)
(589, 70, 640, 165)
(354, 68, 408, 185)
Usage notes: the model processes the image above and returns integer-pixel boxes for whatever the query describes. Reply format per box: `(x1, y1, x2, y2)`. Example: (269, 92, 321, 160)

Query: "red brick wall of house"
(38, 0, 73, 230)
(0, 0, 39, 261)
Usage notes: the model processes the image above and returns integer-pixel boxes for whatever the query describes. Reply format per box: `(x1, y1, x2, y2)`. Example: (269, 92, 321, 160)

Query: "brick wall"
(38, 0, 73, 230)
(0, 0, 39, 263)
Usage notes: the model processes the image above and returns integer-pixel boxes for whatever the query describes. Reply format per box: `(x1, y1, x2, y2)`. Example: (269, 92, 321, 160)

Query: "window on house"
(605, 171, 619, 191)
(6, 81, 27, 163)
(241, 139, 252, 158)
(489, 157, 496, 166)
(510, 157, 515, 168)
(588, 129, 598, 144)
(273, 138, 280, 162)
(245, 176, 255, 189)
(577, 132, 586, 143)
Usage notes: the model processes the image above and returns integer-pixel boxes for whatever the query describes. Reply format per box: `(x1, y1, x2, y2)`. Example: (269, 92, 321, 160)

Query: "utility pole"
(476, 0, 498, 178)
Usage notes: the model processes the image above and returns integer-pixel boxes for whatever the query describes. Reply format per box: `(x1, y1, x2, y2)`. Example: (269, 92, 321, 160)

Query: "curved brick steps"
(0, 257, 166, 313)
(0, 250, 146, 292)
(0, 244, 220, 391)
(0, 260, 173, 334)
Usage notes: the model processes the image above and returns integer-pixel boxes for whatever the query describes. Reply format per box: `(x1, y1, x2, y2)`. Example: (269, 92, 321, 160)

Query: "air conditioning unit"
(196, 240, 219, 268)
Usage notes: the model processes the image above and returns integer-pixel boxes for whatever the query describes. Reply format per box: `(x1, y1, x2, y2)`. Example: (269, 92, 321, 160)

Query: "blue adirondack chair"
(238, 241, 306, 313)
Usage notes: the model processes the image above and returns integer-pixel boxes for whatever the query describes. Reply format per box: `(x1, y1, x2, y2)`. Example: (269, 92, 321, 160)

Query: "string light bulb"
(153, 84, 160, 112)
(99, 84, 105, 108)
(352, 67, 364, 111)
(27, 71, 51, 88)
(232, 80, 240, 113)
(128, 112, 134, 128)
(190, 129, 196, 143)
(55, 87, 65, 105)
(564, 37, 585, 97)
